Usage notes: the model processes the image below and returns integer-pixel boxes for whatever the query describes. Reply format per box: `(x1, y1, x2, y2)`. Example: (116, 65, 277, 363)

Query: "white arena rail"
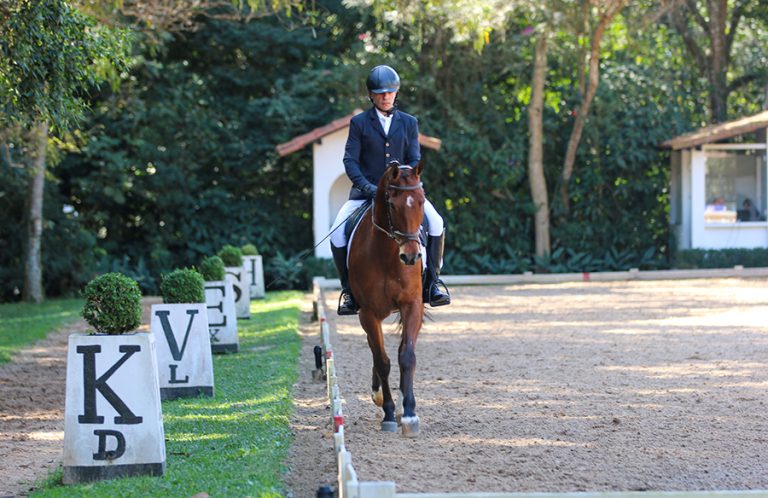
(311, 276, 768, 498)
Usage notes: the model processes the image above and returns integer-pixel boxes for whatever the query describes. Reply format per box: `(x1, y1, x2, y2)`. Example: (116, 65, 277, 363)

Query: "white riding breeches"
(329, 198, 444, 248)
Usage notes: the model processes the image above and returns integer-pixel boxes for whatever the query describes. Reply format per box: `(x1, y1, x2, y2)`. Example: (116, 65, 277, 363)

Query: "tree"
(0, 0, 128, 302)
(666, 0, 768, 123)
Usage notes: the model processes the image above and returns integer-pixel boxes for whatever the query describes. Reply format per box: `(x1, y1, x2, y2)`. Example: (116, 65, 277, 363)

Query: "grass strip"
(32, 290, 304, 497)
(0, 298, 84, 364)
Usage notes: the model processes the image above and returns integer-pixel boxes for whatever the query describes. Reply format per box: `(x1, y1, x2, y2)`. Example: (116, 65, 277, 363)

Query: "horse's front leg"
(359, 309, 397, 432)
(398, 301, 423, 437)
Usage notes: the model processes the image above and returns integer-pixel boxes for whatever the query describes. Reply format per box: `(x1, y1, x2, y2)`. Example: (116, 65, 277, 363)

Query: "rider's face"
(370, 91, 396, 112)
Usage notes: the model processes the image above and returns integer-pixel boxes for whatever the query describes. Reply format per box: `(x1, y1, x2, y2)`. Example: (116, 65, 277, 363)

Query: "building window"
(704, 150, 766, 223)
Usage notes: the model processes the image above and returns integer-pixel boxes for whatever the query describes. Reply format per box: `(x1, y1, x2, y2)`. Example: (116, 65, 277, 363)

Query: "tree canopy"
(1, 0, 767, 301)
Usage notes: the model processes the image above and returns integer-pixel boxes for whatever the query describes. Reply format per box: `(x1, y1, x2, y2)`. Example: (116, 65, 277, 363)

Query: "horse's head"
(376, 161, 425, 266)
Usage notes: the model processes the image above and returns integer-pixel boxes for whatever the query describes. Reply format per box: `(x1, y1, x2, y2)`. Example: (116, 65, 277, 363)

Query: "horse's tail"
(394, 306, 431, 334)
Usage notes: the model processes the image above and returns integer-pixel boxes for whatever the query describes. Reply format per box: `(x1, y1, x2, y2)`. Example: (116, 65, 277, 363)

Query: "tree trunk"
(560, 1, 626, 214)
(23, 121, 48, 303)
(707, 0, 729, 122)
(528, 29, 551, 259)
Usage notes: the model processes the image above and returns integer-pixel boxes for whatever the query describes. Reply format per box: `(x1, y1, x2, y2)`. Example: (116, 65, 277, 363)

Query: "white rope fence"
(311, 277, 768, 498)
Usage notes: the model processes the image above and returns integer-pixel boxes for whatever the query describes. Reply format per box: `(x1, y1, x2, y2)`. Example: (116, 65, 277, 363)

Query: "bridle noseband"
(371, 175, 424, 247)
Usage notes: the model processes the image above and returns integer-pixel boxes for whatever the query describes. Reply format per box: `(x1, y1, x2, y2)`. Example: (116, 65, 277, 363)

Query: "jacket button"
(385, 142, 390, 147)
(385, 153, 390, 157)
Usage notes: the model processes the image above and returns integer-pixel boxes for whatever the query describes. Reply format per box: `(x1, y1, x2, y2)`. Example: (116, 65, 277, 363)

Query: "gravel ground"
(285, 278, 768, 497)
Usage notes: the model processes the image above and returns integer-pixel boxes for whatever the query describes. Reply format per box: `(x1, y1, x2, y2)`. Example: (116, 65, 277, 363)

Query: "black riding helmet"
(366, 65, 400, 94)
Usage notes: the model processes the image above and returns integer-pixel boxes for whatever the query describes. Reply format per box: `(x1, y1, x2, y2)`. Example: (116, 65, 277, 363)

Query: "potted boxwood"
(218, 245, 250, 319)
(151, 268, 214, 400)
(63, 272, 166, 484)
(241, 243, 265, 300)
(200, 256, 239, 353)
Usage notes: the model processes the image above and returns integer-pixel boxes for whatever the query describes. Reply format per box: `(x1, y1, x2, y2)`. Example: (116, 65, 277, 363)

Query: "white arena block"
(63, 332, 165, 484)
(225, 266, 251, 319)
(150, 303, 214, 400)
(242, 255, 265, 299)
(204, 279, 239, 353)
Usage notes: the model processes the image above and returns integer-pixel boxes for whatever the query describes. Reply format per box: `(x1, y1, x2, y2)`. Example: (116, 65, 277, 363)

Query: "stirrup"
(337, 291, 359, 316)
(427, 279, 451, 307)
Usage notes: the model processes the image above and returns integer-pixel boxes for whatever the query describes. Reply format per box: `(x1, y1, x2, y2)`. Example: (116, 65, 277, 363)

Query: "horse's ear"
(388, 161, 401, 180)
(415, 160, 423, 176)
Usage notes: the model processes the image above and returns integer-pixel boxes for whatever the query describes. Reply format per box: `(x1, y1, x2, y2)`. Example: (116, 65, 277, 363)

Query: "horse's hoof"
(400, 416, 420, 437)
(381, 421, 398, 432)
(371, 389, 384, 407)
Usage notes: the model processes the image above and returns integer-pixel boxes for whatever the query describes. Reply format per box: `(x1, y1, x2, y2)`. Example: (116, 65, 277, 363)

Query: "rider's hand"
(362, 183, 378, 199)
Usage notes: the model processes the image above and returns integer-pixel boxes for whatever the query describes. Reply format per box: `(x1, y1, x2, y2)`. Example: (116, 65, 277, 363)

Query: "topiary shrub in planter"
(241, 243, 259, 255)
(64, 272, 165, 484)
(160, 268, 205, 304)
(81, 272, 142, 335)
(218, 244, 243, 267)
(152, 268, 213, 400)
(219, 245, 249, 319)
(199, 255, 226, 282)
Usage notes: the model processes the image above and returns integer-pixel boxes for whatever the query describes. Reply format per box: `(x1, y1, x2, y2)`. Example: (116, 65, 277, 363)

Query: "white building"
(662, 110, 768, 250)
(277, 109, 442, 258)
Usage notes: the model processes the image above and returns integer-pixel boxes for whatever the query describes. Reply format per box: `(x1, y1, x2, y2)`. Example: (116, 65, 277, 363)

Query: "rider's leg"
(330, 200, 363, 315)
(422, 200, 450, 307)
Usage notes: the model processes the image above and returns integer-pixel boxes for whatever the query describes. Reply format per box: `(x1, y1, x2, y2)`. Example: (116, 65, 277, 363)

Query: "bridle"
(371, 168, 424, 247)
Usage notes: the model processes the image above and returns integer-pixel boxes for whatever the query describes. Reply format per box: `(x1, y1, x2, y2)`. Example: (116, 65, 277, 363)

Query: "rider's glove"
(362, 183, 378, 199)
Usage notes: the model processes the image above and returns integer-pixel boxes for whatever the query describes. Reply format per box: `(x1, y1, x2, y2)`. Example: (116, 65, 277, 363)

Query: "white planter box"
(242, 255, 265, 299)
(204, 279, 239, 353)
(150, 303, 214, 400)
(63, 332, 165, 484)
(225, 266, 250, 319)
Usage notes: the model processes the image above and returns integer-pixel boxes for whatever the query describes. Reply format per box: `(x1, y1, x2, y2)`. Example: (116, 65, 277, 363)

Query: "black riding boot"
(331, 244, 359, 315)
(423, 231, 451, 307)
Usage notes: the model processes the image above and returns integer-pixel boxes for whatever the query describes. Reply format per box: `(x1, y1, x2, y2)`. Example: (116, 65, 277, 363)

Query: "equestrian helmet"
(366, 65, 400, 94)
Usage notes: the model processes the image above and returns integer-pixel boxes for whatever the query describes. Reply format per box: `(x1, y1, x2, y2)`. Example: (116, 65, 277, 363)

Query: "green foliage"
(218, 245, 243, 267)
(32, 291, 303, 497)
(265, 250, 310, 290)
(0, 0, 129, 130)
(241, 243, 259, 255)
(160, 268, 205, 304)
(81, 272, 142, 335)
(199, 256, 226, 281)
(674, 249, 768, 269)
(0, 298, 83, 364)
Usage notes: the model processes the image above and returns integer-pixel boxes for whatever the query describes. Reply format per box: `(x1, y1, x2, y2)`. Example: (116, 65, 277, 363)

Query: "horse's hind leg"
(371, 366, 383, 407)
(360, 310, 396, 432)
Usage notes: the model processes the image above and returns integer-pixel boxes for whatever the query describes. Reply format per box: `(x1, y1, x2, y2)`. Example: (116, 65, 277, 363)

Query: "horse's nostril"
(400, 254, 408, 264)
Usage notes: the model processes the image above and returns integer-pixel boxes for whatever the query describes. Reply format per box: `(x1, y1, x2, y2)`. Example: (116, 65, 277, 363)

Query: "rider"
(329, 64, 451, 315)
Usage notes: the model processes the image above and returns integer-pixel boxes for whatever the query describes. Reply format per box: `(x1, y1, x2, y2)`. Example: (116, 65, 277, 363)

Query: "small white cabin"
(661, 111, 768, 250)
(276, 109, 442, 258)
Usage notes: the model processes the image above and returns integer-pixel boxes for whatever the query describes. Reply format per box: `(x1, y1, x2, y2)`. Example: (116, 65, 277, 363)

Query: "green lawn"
(31, 291, 304, 497)
(0, 298, 84, 364)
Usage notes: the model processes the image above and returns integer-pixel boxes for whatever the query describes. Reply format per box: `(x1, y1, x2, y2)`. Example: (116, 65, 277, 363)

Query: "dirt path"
(0, 298, 160, 497)
(286, 278, 768, 495)
(6, 281, 768, 497)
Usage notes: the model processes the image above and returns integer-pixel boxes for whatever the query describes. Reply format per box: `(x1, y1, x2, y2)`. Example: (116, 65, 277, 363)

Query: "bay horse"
(348, 161, 425, 437)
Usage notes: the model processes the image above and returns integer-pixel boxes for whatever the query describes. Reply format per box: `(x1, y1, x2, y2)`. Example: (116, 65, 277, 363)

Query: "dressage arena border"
(310, 271, 768, 498)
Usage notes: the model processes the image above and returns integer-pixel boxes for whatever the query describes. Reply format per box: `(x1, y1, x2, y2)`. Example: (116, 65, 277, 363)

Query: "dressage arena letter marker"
(226, 266, 250, 319)
(63, 333, 166, 484)
(243, 255, 265, 299)
(150, 304, 215, 399)
(204, 280, 239, 353)
(76, 345, 142, 425)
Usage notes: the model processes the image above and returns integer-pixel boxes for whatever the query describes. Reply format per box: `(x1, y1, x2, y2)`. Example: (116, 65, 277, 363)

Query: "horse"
(348, 161, 426, 437)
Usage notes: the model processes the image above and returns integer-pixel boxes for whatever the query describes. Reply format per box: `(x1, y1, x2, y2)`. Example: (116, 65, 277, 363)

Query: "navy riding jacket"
(343, 107, 421, 200)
